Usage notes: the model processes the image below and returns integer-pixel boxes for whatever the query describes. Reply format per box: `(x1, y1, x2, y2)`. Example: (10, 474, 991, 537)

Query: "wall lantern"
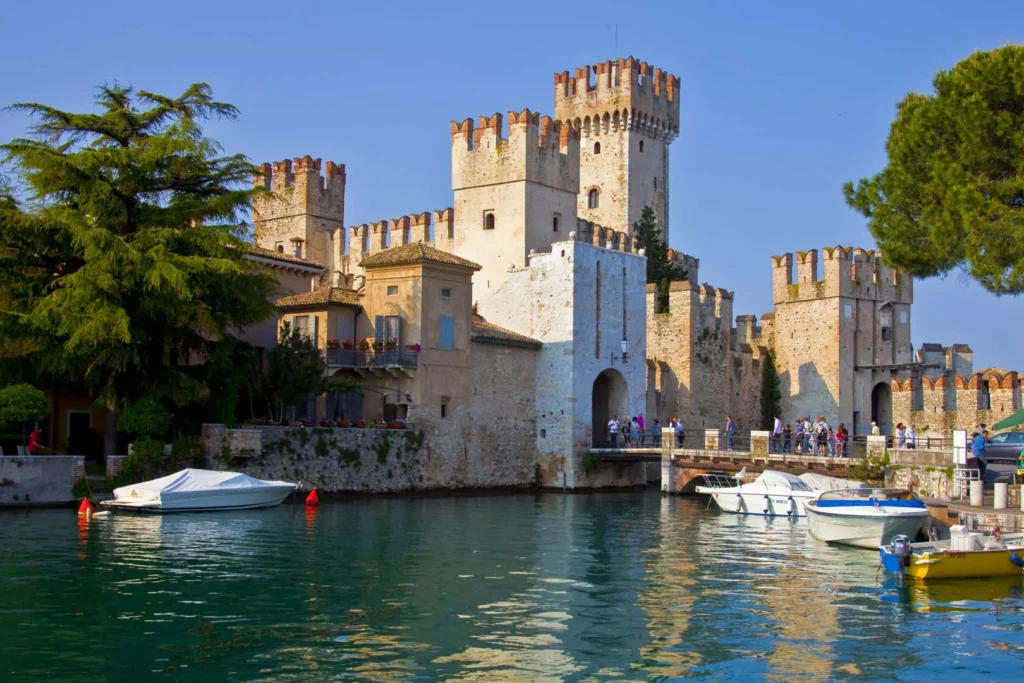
(611, 339, 631, 365)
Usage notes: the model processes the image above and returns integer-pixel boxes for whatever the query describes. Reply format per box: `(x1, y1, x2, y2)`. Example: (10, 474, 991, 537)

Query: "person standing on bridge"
(637, 414, 645, 446)
(725, 416, 736, 451)
(772, 416, 782, 453)
(608, 415, 620, 448)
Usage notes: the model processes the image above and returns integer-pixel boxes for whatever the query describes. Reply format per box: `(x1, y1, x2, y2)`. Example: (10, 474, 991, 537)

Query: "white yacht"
(697, 470, 811, 517)
(804, 488, 932, 548)
(102, 469, 297, 513)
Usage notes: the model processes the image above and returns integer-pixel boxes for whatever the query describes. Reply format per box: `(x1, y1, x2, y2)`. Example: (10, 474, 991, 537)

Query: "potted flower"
(377, 421, 389, 429)
(319, 420, 333, 428)
(326, 338, 340, 349)
(385, 337, 398, 350)
(372, 339, 384, 351)
(358, 338, 372, 351)
(337, 419, 351, 428)
(405, 342, 422, 352)
(341, 338, 355, 350)
(388, 421, 405, 430)
(353, 419, 366, 429)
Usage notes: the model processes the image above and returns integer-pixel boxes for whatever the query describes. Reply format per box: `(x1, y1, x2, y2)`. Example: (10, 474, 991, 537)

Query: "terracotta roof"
(275, 287, 361, 309)
(360, 243, 481, 270)
(245, 244, 324, 270)
(471, 314, 542, 348)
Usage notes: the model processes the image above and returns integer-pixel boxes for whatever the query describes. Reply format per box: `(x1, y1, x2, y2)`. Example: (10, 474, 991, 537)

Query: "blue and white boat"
(805, 488, 931, 548)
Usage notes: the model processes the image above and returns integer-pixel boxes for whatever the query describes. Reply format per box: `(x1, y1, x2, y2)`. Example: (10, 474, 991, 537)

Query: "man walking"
(971, 430, 988, 478)
(906, 424, 916, 449)
(725, 415, 736, 450)
(772, 415, 782, 453)
(637, 413, 646, 446)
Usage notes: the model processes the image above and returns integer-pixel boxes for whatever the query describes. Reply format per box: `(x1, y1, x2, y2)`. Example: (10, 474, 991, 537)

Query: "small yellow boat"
(880, 526, 1024, 580)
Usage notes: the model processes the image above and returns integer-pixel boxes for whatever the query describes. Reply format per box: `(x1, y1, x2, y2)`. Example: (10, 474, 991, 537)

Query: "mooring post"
(661, 427, 676, 493)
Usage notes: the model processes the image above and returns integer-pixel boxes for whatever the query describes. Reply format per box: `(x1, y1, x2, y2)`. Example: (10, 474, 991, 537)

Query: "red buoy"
(77, 498, 95, 516)
(305, 489, 319, 507)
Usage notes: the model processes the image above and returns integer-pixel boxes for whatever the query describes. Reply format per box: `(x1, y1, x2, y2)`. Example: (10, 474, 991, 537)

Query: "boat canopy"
(112, 468, 293, 504)
(752, 470, 813, 491)
(798, 473, 869, 491)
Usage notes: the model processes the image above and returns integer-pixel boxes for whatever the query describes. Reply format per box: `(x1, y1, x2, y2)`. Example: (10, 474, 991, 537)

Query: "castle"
(242, 56, 1019, 489)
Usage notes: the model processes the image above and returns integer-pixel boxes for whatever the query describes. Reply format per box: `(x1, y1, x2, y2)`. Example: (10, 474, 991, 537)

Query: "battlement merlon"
(451, 109, 580, 195)
(253, 156, 345, 193)
(770, 246, 914, 305)
(252, 157, 346, 248)
(553, 57, 681, 137)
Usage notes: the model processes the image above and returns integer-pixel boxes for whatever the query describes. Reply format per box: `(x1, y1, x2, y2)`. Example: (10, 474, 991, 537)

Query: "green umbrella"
(992, 409, 1024, 431)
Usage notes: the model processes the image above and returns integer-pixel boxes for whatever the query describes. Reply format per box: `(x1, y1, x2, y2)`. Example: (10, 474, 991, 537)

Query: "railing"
(769, 434, 861, 459)
(325, 347, 419, 368)
(591, 431, 752, 452)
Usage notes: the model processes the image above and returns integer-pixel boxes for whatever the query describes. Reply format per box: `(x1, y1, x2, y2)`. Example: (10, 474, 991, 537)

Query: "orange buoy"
(77, 498, 95, 516)
(305, 489, 320, 507)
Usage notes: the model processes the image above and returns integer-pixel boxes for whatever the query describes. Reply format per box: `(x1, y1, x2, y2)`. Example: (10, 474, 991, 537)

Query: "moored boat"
(101, 468, 297, 513)
(804, 488, 931, 548)
(880, 527, 1024, 580)
(696, 470, 820, 517)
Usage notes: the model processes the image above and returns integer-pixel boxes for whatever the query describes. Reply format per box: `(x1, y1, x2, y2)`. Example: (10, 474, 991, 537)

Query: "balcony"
(325, 347, 419, 377)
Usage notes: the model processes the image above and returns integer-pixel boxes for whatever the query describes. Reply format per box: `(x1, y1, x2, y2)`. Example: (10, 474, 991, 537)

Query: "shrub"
(0, 384, 48, 425)
(118, 401, 171, 439)
(111, 436, 165, 487)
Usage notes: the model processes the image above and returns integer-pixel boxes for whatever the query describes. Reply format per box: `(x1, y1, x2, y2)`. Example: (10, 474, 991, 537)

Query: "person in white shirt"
(905, 424, 916, 449)
(608, 415, 620, 448)
(772, 416, 783, 453)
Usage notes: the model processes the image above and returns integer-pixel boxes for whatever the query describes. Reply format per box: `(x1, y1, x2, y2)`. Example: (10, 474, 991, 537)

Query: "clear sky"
(1, 0, 1021, 370)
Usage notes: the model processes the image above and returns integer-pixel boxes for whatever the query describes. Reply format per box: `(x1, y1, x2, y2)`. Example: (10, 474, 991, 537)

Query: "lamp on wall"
(611, 339, 631, 365)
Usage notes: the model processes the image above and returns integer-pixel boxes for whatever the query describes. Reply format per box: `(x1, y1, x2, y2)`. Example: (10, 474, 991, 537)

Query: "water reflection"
(2, 493, 1024, 681)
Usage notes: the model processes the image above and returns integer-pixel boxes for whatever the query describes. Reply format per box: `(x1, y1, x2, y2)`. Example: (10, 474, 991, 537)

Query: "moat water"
(2, 491, 1024, 681)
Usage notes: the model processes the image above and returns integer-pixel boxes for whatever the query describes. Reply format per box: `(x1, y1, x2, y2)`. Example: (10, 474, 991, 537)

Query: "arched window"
(275, 244, 284, 253)
(639, 140, 645, 153)
(587, 188, 600, 209)
(593, 141, 601, 154)
(484, 212, 495, 230)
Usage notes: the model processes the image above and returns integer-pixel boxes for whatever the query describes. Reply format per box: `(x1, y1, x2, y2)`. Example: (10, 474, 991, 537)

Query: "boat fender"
(1010, 553, 1024, 569)
(77, 498, 95, 517)
(992, 525, 1001, 543)
(305, 489, 320, 508)
(787, 496, 796, 516)
(763, 494, 770, 515)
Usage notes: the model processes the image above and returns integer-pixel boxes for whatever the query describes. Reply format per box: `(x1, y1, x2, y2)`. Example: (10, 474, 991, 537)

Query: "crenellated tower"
(253, 156, 345, 270)
(450, 109, 580, 292)
(554, 57, 680, 235)
(768, 246, 915, 435)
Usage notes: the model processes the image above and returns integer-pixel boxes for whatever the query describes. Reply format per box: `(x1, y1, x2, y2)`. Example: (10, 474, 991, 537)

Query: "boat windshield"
(816, 488, 920, 502)
(698, 473, 738, 489)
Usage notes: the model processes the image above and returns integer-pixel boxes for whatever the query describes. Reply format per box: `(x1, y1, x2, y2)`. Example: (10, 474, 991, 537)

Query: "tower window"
(484, 212, 495, 230)
(654, 177, 658, 190)
(553, 213, 561, 232)
(274, 241, 284, 253)
(639, 140, 645, 153)
(593, 141, 601, 154)
(587, 189, 600, 209)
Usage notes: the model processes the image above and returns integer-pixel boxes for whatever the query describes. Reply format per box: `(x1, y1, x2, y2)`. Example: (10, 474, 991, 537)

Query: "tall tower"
(769, 247, 914, 435)
(450, 109, 580, 293)
(554, 57, 680, 235)
(252, 156, 346, 269)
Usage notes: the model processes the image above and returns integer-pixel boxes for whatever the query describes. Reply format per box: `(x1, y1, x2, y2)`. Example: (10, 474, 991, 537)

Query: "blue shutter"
(375, 315, 384, 341)
(440, 316, 455, 349)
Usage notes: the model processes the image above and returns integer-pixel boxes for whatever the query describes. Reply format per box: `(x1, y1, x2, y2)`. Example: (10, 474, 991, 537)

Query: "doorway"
(592, 368, 629, 446)
(870, 383, 892, 436)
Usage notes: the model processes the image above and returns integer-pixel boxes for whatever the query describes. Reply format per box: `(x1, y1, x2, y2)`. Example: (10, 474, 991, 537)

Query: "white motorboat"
(804, 488, 931, 549)
(101, 468, 297, 513)
(696, 470, 817, 517)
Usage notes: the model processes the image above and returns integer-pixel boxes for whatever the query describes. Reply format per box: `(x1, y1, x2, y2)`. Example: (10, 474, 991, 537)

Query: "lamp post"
(611, 339, 631, 365)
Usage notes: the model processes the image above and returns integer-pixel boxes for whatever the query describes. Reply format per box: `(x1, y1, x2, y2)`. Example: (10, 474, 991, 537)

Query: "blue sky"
(1, 0, 1020, 369)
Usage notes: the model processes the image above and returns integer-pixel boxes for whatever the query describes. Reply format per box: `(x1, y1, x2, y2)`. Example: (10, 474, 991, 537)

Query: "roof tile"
(360, 243, 481, 270)
(275, 287, 360, 309)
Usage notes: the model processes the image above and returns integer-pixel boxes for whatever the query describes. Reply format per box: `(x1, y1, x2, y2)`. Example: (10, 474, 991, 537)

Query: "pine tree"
(0, 83, 279, 416)
(759, 352, 782, 431)
(844, 45, 1024, 294)
(632, 205, 688, 310)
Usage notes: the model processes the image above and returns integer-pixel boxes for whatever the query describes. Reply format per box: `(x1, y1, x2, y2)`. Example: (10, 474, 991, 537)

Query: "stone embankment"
(202, 424, 537, 493)
(0, 455, 85, 506)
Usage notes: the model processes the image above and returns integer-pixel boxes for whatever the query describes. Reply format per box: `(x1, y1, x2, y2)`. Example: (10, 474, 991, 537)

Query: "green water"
(2, 491, 1024, 681)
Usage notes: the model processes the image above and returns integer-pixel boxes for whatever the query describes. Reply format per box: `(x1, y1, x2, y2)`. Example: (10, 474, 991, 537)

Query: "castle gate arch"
(871, 382, 892, 436)
(592, 368, 629, 446)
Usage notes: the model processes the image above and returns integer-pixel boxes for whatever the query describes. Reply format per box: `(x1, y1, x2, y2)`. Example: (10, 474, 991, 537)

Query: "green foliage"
(111, 436, 165, 487)
(0, 83, 279, 412)
(117, 400, 171, 439)
(844, 46, 1024, 294)
(375, 436, 390, 464)
(72, 479, 91, 499)
(581, 452, 598, 474)
(631, 206, 688, 311)
(849, 451, 890, 484)
(314, 437, 328, 458)
(758, 352, 782, 431)
(0, 383, 48, 424)
(267, 322, 335, 421)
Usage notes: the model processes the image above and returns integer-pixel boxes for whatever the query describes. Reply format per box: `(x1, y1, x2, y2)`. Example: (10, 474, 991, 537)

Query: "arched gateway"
(871, 382, 892, 436)
(592, 368, 629, 446)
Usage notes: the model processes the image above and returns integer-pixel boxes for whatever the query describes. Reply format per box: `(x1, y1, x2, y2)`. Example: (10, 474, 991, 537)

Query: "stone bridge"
(587, 428, 878, 493)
